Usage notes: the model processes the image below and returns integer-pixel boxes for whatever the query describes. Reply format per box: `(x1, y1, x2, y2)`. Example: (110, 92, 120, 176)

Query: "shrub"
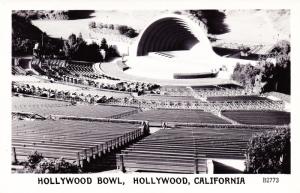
(88, 21, 96, 29)
(35, 157, 81, 173)
(23, 151, 81, 173)
(231, 63, 261, 93)
(260, 40, 290, 94)
(245, 127, 290, 174)
(117, 25, 138, 38)
(26, 151, 44, 169)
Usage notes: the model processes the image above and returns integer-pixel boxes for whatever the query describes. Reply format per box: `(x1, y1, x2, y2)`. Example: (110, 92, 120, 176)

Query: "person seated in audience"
(162, 121, 167, 129)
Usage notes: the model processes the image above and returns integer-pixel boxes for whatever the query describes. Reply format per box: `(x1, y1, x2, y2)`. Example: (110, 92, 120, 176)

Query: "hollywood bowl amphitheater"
(11, 13, 290, 174)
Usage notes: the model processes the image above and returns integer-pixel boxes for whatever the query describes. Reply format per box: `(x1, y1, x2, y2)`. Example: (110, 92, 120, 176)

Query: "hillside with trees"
(63, 34, 119, 62)
(231, 40, 290, 95)
(245, 127, 290, 174)
(12, 13, 64, 57)
(189, 10, 230, 35)
(12, 10, 94, 20)
(88, 22, 139, 38)
(12, 12, 119, 62)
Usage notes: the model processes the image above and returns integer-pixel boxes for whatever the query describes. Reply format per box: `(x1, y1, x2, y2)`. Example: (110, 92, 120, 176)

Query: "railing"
(107, 109, 141, 119)
(107, 99, 285, 111)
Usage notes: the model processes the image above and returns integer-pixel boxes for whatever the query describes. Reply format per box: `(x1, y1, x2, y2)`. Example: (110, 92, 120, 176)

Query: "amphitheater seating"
(64, 61, 121, 80)
(191, 85, 245, 97)
(119, 125, 274, 173)
(12, 119, 142, 168)
(12, 96, 139, 118)
(12, 66, 26, 75)
(218, 84, 244, 89)
(31, 58, 41, 66)
(12, 96, 70, 109)
(29, 58, 51, 75)
(160, 86, 192, 96)
(264, 92, 290, 103)
(137, 94, 197, 101)
(222, 110, 290, 125)
(45, 59, 66, 67)
(123, 109, 229, 124)
(12, 81, 134, 103)
(31, 65, 46, 75)
(12, 67, 18, 75)
(207, 95, 270, 102)
(66, 61, 96, 77)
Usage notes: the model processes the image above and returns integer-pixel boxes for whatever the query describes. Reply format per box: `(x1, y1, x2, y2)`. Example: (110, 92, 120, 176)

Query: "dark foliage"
(189, 10, 230, 35)
(26, 151, 44, 169)
(231, 63, 261, 88)
(245, 128, 290, 174)
(36, 157, 81, 173)
(12, 10, 94, 20)
(67, 10, 95, 20)
(260, 40, 290, 94)
(63, 33, 103, 62)
(12, 14, 42, 56)
(100, 38, 108, 50)
(118, 25, 139, 38)
(12, 13, 64, 57)
(231, 40, 290, 95)
(88, 22, 139, 38)
(22, 151, 81, 173)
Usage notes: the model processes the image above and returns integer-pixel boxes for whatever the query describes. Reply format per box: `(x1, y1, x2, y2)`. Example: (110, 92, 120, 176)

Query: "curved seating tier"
(222, 110, 290, 125)
(66, 61, 95, 77)
(137, 94, 197, 101)
(12, 66, 26, 75)
(12, 119, 142, 169)
(191, 85, 245, 98)
(160, 86, 192, 96)
(123, 109, 229, 124)
(207, 95, 270, 102)
(12, 96, 139, 119)
(119, 125, 275, 173)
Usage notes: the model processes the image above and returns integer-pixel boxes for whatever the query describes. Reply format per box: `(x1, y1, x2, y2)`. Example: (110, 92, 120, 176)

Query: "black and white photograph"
(1, 0, 300, 193)
(10, 8, 291, 174)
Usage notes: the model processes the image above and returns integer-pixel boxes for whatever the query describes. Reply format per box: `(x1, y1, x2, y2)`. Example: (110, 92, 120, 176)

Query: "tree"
(77, 33, 84, 44)
(260, 40, 290, 94)
(231, 40, 290, 95)
(105, 45, 120, 61)
(231, 63, 261, 91)
(118, 25, 128, 35)
(68, 34, 77, 46)
(245, 127, 290, 174)
(100, 38, 108, 50)
(117, 25, 138, 38)
(63, 33, 80, 59)
(97, 22, 103, 29)
(189, 10, 230, 35)
(63, 33, 102, 62)
(84, 42, 103, 62)
(125, 28, 138, 38)
(108, 24, 114, 30)
(12, 14, 42, 56)
(88, 21, 96, 29)
(26, 151, 44, 169)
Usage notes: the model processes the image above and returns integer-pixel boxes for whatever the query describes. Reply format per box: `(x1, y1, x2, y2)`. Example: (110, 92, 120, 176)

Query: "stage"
(96, 49, 257, 86)
(124, 50, 220, 80)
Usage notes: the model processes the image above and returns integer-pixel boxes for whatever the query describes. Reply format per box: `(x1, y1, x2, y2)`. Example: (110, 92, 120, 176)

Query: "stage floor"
(98, 63, 236, 86)
(125, 51, 220, 79)
(96, 50, 257, 86)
